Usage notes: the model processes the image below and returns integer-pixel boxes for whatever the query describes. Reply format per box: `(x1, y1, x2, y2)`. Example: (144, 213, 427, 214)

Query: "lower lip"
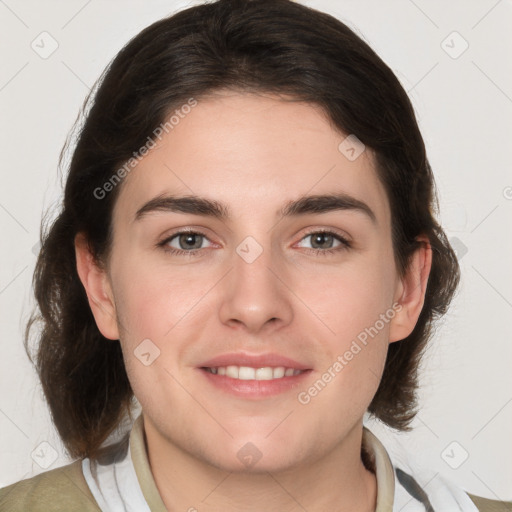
(198, 368, 312, 399)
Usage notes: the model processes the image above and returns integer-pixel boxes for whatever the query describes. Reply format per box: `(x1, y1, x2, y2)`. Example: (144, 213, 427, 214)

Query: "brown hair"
(26, 0, 460, 460)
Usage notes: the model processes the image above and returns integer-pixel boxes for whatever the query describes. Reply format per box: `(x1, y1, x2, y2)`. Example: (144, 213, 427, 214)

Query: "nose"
(217, 241, 294, 333)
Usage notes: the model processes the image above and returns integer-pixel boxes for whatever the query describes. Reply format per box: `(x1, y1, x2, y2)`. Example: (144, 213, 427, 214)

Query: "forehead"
(114, 91, 390, 226)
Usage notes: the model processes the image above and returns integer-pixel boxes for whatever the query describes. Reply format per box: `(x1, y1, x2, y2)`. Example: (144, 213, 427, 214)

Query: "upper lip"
(199, 352, 311, 370)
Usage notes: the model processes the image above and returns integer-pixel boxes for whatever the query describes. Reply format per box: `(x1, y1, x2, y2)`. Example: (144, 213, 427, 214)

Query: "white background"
(0, 0, 511, 502)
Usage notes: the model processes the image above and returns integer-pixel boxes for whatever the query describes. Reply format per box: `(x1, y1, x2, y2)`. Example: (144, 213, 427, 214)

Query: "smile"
(204, 366, 304, 380)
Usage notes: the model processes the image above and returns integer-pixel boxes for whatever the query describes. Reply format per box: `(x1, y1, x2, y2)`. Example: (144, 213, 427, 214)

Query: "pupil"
(180, 234, 201, 249)
(312, 233, 332, 249)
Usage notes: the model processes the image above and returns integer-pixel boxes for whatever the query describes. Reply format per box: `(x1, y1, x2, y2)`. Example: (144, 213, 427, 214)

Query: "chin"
(199, 436, 307, 474)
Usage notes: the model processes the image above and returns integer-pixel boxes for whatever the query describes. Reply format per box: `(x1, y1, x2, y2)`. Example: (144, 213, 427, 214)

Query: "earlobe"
(389, 237, 432, 343)
(74, 233, 119, 340)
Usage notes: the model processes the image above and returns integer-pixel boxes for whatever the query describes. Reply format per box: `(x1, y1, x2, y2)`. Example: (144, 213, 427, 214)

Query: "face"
(82, 91, 422, 473)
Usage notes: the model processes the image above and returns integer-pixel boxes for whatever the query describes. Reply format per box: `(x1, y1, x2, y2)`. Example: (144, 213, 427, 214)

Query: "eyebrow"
(134, 192, 377, 225)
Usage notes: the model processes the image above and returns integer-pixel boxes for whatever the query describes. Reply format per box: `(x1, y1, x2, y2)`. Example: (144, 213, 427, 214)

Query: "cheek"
(294, 263, 394, 426)
(292, 247, 397, 343)
(110, 256, 223, 398)
(111, 262, 209, 413)
(111, 257, 213, 342)
(289, 246, 396, 406)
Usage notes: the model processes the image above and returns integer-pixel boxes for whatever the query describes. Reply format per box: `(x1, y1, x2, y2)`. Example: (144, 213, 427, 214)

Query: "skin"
(76, 90, 431, 511)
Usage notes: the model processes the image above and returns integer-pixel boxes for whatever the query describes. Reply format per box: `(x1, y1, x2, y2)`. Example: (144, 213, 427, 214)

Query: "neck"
(144, 420, 377, 512)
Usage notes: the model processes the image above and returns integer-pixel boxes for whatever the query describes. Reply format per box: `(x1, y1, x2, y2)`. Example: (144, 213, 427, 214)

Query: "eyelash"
(157, 229, 351, 257)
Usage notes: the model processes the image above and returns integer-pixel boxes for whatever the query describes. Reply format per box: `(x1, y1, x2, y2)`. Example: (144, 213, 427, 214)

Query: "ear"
(389, 236, 432, 343)
(75, 233, 119, 340)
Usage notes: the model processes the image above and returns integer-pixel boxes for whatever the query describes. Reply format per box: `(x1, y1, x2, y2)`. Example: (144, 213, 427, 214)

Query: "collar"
(362, 427, 395, 511)
(129, 413, 168, 511)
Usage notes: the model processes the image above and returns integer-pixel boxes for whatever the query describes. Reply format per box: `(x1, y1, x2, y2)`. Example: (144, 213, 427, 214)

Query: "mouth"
(197, 353, 312, 399)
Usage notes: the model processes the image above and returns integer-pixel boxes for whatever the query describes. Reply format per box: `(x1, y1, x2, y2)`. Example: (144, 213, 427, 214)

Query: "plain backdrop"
(1, 0, 511, 501)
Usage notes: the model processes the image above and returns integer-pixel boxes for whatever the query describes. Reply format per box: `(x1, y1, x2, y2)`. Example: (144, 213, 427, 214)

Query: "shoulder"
(468, 493, 512, 512)
(0, 459, 100, 512)
(363, 426, 512, 512)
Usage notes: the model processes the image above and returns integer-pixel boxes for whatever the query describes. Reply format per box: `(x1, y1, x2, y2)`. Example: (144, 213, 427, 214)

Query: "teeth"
(206, 365, 304, 380)
(255, 367, 273, 380)
(226, 365, 239, 379)
(239, 366, 255, 380)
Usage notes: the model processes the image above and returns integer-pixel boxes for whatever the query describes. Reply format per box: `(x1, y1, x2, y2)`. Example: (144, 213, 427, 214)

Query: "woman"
(1, 0, 509, 510)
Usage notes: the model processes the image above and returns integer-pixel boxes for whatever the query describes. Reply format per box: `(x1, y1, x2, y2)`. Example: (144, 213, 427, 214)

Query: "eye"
(296, 230, 351, 253)
(160, 231, 213, 254)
